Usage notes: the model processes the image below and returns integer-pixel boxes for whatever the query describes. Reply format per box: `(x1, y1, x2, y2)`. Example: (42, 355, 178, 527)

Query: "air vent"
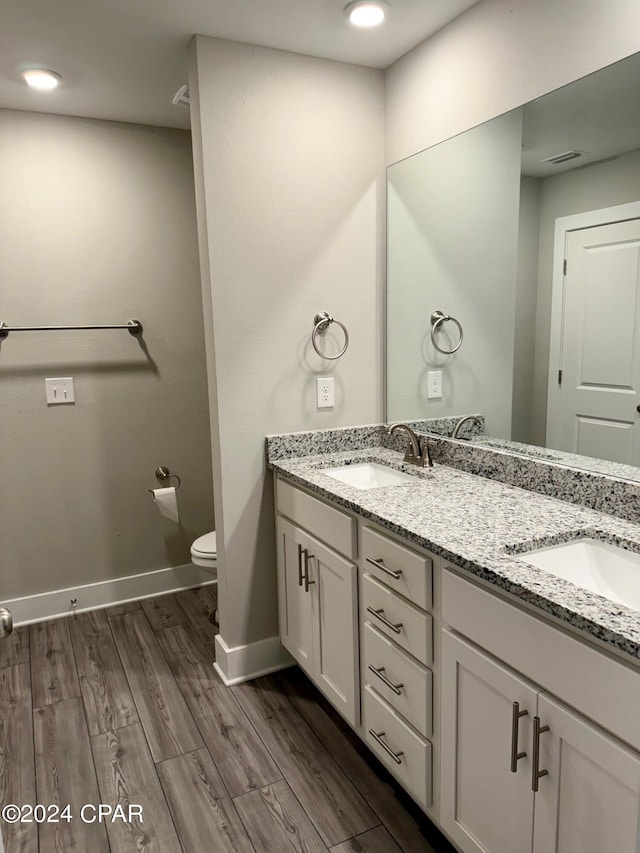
(540, 149, 586, 165)
(172, 84, 190, 108)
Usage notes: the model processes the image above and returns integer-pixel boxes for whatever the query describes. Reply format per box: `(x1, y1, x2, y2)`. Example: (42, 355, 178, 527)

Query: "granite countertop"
(269, 446, 640, 662)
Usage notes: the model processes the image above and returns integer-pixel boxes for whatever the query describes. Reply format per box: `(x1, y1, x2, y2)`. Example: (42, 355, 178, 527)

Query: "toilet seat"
(191, 530, 217, 572)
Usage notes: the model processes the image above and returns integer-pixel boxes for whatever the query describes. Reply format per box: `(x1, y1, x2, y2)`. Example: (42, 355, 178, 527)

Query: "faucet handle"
(405, 436, 433, 468)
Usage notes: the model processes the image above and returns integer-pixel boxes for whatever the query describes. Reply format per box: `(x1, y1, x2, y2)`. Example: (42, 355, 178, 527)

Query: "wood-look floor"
(0, 586, 455, 853)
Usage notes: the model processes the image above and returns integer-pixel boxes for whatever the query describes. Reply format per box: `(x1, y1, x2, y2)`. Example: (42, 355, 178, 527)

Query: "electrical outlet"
(427, 371, 442, 399)
(45, 377, 75, 404)
(316, 377, 335, 408)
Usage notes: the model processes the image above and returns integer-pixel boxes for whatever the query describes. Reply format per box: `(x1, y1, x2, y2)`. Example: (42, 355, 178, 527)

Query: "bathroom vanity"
(268, 428, 640, 853)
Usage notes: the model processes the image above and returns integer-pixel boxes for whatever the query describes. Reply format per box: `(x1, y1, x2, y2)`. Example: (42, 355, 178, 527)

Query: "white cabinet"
(277, 516, 313, 672)
(441, 630, 535, 853)
(275, 494, 359, 727)
(533, 694, 640, 853)
(442, 613, 640, 853)
(274, 470, 640, 853)
(361, 524, 435, 810)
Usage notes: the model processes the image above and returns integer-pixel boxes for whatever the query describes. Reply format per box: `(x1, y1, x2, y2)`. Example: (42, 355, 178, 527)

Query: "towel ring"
(430, 310, 463, 355)
(312, 312, 349, 360)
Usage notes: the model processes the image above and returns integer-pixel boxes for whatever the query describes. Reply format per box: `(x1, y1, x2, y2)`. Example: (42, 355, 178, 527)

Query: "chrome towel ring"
(430, 310, 463, 355)
(312, 312, 349, 360)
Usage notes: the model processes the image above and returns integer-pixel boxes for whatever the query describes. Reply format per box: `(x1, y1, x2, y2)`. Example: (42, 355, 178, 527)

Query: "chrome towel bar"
(0, 319, 143, 339)
(430, 310, 463, 354)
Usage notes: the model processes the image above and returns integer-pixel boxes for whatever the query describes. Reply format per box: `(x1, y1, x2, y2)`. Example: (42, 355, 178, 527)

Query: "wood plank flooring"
(0, 585, 455, 853)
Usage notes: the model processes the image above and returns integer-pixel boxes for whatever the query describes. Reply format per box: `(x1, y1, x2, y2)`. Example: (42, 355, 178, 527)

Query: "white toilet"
(190, 530, 218, 576)
(191, 530, 218, 623)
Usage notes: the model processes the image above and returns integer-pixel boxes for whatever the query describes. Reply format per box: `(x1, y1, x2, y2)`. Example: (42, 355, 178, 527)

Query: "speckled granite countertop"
(269, 446, 640, 662)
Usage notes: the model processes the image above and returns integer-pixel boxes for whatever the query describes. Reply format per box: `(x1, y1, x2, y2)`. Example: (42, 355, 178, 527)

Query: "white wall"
(189, 38, 384, 663)
(385, 0, 640, 165)
(0, 110, 214, 599)
(387, 111, 522, 436)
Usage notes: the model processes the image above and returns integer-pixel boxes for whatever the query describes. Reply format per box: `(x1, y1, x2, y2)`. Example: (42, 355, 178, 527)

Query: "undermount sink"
(516, 538, 640, 612)
(322, 462, 416, 490)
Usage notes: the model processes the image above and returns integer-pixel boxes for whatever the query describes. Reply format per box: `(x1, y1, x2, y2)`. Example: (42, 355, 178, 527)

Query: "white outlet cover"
(316, 376, 335, 408)
(45, 377, 75, 404)
(427, 370, 442, 399)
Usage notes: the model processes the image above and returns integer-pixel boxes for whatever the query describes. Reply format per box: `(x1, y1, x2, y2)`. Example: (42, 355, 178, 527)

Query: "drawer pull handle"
(297, 544, 305, 587)
(532, 716, 550, 792)
(368, 665, 403, 695)
(510, 701, 528, 773)
(369, 729, 404, 764)
(366, 607, 403, 634)
(366, 557, 402, 580)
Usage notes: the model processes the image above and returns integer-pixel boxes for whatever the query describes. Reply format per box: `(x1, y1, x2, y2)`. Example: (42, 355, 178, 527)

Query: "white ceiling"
(0, 0, 478, 130)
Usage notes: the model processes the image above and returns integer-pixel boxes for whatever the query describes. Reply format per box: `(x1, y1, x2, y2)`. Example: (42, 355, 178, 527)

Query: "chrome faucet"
(451, 414, 483, 440)
(386, 422, 432, 467)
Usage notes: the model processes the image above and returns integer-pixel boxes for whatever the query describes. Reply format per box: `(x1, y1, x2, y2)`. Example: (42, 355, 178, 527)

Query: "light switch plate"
(45, 377, 75, 405)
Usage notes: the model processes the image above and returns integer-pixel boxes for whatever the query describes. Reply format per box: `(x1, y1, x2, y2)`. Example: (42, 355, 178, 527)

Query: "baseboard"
(213, 633, 294, 685)
(5, 564, 217, 626)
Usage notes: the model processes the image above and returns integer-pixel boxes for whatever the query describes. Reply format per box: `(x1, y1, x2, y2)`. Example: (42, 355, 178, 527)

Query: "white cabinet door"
(276, 517, 313, 673)
(276, 516, 359, 726)
(441, 630, 536, 853)
(533, 694, 640, 853)
(309, 534, 359, 727)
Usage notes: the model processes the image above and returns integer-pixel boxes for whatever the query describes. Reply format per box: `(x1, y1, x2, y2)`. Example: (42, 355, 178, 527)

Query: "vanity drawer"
(364, 685, 432, 808)
(363, 574, 432, 665)
(363, 622, 432, 737)
(363, 526, 432, 610)
(276, 478, 356, 559)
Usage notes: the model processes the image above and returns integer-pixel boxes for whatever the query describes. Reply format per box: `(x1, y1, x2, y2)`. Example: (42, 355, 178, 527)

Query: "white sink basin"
(516, 538, 640, 611)
(322, 462, 416, 490)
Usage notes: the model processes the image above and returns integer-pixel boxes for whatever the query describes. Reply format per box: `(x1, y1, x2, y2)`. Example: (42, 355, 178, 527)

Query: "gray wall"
(0, 109, 214, 599)
(512, 176, 541, 443)
(189, 37, 385, 655)
(386, 111, 523, 437)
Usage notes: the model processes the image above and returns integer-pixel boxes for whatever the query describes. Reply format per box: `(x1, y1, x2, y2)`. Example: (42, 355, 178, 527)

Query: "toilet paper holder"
(148, 466, 181, 493)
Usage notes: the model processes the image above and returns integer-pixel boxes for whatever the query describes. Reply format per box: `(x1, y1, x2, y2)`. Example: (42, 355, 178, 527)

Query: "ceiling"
(521, 51, 640, 177)
(0, 0, 478, 130)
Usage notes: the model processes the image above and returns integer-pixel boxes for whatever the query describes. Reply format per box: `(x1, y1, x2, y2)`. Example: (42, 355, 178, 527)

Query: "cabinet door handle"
(510, 701, 528, 772)
(532, 715, 550, 791)
(365, 557, 402, 580)
(368, 664, 403, 695)
(366, 607, 403, 634)
(297, 544, 305, 587)
(302, 550, 315, 592)
(368, 729, 404, 764)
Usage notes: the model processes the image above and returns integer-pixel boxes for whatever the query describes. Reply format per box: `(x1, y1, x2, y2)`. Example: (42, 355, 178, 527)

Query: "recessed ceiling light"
(344, 1, 389, 27)
(21, 69, 62, 91)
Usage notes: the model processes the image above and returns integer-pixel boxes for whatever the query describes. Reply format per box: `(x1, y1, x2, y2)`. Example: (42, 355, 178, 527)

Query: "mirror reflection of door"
(549, 208, 640, 464)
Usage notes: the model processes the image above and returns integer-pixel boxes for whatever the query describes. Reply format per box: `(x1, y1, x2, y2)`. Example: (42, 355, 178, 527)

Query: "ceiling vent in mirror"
(171, 85, 190, 107)
(540, 149, 587, 165)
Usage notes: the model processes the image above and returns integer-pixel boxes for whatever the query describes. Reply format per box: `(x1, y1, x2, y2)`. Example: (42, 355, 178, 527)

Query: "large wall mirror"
(387, 51, 640, 479)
